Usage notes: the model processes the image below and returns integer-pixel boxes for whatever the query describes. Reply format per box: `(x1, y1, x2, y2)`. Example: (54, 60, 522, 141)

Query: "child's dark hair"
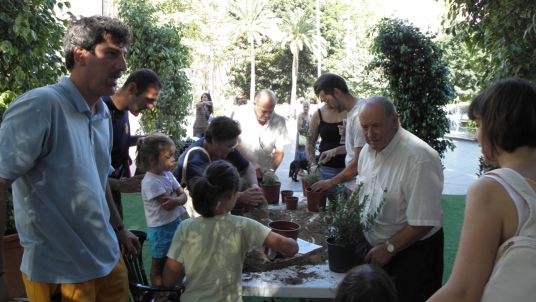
(468, 77, 536, 157)
(135, 133, 175, 171)
(190, 160, 240, 217)
(335, 264, 398, 302)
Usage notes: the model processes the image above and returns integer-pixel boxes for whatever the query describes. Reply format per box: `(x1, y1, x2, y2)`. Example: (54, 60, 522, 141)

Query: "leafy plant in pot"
(303, 165, 326, 212)
(321, 183, 384, 273)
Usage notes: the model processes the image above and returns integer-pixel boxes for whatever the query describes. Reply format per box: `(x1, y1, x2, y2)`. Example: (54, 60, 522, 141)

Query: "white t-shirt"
(357, 128, 443, 246)
(233, 105, 289, 170)
(344, 98, 366, 190)
(141, 171, 182, 227)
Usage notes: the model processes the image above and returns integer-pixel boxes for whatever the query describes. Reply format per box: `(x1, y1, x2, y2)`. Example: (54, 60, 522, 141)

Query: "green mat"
(122, 193, 466, 301)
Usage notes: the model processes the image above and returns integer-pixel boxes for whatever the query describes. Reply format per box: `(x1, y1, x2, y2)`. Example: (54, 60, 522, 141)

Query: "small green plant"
(321, 183, 385, 246)
(303, 168, 322, 185)
(262, 173, 277, 186)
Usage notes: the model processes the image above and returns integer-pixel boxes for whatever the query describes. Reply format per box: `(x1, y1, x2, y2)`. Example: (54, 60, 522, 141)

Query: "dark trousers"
(384, 229, 444, 302)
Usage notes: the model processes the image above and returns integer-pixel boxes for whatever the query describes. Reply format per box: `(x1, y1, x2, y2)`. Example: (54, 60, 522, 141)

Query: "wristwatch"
(385, 240, 396, 254)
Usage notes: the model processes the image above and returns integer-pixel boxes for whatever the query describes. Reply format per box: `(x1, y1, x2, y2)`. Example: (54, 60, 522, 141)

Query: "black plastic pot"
(327, 237, 356, 273)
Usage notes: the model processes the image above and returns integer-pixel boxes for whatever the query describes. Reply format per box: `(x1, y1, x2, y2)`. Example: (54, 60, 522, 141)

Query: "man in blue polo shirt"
(0, 16, 140, 301)
(104, 68, 162, 218)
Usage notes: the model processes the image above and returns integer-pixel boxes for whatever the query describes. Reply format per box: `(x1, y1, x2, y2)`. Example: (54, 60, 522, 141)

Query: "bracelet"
(114, 224, 125, 233)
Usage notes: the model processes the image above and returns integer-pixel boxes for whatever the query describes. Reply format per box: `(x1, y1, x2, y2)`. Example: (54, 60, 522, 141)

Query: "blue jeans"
(319, 165, 345, 198)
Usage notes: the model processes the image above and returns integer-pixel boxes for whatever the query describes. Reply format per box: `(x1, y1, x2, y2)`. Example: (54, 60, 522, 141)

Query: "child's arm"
(263, 232, 299, 258)
(155, 192, 187, 211)
(162, 257, 185, 287)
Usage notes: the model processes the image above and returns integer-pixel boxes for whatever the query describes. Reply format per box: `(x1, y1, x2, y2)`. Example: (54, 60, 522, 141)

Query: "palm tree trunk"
(291, 51, 299, 105)
(249, 39, 256, 103)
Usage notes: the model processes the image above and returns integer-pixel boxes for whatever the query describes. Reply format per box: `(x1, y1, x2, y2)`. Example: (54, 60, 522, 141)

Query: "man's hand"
(364, 243, 393, 267)
(318, 149, 337, 164)
(119, 174, 144, 193)
(118, 229, 141, 256)
(238, 186, 266, 206)
(310, 179, 335, 192)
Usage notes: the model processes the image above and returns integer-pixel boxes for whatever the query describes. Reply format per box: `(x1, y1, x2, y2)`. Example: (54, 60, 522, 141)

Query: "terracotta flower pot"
(285, 196, 299, 210)
(268, 220, 300, 240)
(2, 233, 26, 298)
(306, 188, 327, 212)
(300, 177, 311, 193)
(261, 182, 281, 205)
(280, 190, 293, 203)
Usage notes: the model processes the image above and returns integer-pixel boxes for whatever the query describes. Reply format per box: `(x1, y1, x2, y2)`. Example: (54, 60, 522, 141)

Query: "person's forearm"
(272, 150, 284, 170)
(105, 183, 124, 229)
(333, 145, 346, 155)
(386, 224, 433, 253)
(108, 178, 121, 191)
(331, 162, 357, 186)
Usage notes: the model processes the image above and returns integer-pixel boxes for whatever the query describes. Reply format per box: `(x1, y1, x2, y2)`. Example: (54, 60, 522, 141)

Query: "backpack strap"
(181, 146, 210, 187)
(487, 168, 536, 234)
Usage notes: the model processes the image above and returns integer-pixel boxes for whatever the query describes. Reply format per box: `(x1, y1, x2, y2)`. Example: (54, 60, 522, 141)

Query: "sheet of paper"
(297, 238, 322, 254)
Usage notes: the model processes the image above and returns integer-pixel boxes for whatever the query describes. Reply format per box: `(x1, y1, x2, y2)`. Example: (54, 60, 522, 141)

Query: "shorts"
(22, 257, 128, 302)
(147, 218, 181, 258)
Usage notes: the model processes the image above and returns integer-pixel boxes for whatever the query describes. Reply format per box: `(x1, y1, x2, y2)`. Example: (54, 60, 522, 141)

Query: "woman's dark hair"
(335, 264, 398, 302)
(63, 16, 131, 70)
(135, 133, 174, 171)
(314, 73, 349, 96)
(190, 160, 240, 217)
(201, 92, 213, 114)
(204, 116, 241, 143)
(469, 77, 536, 156)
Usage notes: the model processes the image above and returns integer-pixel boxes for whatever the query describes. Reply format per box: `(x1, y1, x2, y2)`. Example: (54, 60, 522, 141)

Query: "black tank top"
(318, 109, 346, 168)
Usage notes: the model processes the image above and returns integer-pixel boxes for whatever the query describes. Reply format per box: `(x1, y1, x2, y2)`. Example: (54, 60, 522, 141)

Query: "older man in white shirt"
(357, 96, 444, 302)
(232, 89, 289, 180)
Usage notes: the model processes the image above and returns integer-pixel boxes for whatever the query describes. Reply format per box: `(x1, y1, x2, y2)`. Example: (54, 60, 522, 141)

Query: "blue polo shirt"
(0, 77, 118, 283)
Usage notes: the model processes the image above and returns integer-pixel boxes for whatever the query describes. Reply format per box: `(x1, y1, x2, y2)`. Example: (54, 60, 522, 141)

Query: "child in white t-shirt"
(136, 133, 187, 288)
(162, 160, 298, 302)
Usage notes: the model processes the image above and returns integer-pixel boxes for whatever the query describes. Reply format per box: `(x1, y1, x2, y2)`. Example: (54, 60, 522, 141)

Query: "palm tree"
(280, 8, 326, 105)
(228, 0, 279, 102)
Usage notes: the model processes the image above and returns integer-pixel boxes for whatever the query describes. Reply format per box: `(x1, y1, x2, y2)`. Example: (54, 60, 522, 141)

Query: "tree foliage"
(0, 0, 69, 122)
(446, 0, 536, 85)
(118, 0, 192, 142)
(370, 18, 453, 157)
(280, 7, 325, 104)
(228, 0, 279, 102)
(230, 45, 316, 104)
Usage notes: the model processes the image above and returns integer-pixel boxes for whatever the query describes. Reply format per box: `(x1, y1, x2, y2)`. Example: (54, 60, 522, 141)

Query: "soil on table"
(243, 198, 329, 275)
(268, 201, 327, 246)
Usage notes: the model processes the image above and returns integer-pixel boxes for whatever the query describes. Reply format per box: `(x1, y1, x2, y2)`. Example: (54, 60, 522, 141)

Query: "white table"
(242, 262, 344, 298)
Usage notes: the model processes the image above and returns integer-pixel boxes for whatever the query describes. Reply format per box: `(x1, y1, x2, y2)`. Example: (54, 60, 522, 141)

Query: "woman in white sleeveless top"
(429, 78, 536, 301)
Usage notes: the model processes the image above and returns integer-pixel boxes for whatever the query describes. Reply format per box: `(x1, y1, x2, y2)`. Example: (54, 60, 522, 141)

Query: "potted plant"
(260, 172, 281, 205)
(303, 166, 326, 212)
(321, 183, 384, 273)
